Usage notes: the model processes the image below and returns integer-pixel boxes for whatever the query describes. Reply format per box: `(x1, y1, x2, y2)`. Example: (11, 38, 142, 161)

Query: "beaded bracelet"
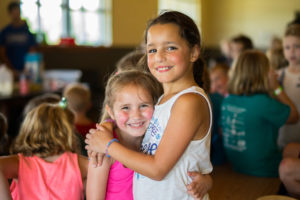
(105, 138, 119, 158)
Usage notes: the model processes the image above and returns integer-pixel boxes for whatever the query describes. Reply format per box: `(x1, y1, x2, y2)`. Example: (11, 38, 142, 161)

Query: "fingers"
(96, 152, 105, 167)
(96, 123, 102, 130)
(90, 151, 98, 168)
(187, 171, 198, 179)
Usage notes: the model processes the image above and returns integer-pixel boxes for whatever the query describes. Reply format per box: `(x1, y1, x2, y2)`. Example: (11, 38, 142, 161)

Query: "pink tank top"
(106, 160, 134, 200)
(10, 152, 84, 200)
(105, 130, 134, 200)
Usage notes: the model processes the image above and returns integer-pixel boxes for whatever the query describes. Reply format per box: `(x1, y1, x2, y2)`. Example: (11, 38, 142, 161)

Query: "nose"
(155, 49, 165, 63)
(130, 108, 142, 119)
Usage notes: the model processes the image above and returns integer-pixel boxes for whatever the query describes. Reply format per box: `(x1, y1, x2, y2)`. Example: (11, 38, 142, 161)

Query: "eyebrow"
(147, 41, 177, 47)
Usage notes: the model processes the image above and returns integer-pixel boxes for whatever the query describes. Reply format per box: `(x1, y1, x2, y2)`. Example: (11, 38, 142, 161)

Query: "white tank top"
(133, 86, 213, 200)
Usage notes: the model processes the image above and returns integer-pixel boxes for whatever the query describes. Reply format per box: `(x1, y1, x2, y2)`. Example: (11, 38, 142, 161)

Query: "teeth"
(157, 66, 170, 71)
(129, 122, 144, 127)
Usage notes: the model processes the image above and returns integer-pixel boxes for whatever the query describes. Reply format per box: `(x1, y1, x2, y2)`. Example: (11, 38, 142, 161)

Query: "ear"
(105, 104, 115, 120)
(190, 45, 200, 62)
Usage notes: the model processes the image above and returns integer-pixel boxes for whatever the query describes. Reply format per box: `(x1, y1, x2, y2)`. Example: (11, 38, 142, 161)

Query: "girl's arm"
(86, 93, 210, 180)
(0, 155, 19, 200)
(86, 156, 113, 200)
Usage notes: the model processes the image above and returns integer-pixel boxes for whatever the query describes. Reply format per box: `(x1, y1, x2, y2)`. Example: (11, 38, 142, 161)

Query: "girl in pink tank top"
(0, 102, 88, 200)
(86, 70, 161, 200)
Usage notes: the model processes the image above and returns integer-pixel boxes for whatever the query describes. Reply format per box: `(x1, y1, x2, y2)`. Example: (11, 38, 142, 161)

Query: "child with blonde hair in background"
(0, 102, 88, 200)
(86, 11, 213, 199)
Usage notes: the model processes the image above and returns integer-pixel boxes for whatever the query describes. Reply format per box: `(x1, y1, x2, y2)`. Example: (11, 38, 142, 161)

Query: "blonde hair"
(22, 93, 60, 117)
(100, 69, 163, 122)
(12, 103, 80, 157)
(285, 24, 300, 38)
(228, 50, 270, 95)
(63, 83, 91, 113)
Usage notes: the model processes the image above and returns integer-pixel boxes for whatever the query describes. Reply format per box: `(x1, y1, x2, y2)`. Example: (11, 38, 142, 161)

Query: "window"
(158, 0, 201, 30)
(21, 0, 112, 46)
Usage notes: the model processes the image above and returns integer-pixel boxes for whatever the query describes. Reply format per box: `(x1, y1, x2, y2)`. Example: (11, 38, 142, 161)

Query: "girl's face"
(146, 23, 199, 84)
(210, 69, 228, 96)
(107, 84, 154, 138)
(283, 35, 300, 66)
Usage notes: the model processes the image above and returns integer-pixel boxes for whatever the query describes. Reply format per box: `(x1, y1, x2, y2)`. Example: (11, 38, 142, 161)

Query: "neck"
(288, 64, 300, 73)
(74, 112, 92, 125)
(12, 18, 24, 27)
(162, 76, 197, 103)
(116, 129, 143, 151)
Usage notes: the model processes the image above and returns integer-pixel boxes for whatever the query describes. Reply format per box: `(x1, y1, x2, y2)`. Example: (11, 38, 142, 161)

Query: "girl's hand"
(186, 172, 213, 200)
(85, 125, 114, 154)
(88, 150, 105, 167)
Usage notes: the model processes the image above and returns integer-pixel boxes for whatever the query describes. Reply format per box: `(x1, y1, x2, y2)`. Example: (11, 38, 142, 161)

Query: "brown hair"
(142, 10, 209, 92)
(100, 70, 162, 122)
(63, 83, 91, 113)
(228, 50, 270, 95)
(209, 63, 230, 76)
(285, 24, 300, 38)
(12, 103, 80, 157)
(231, 34, 254, 50)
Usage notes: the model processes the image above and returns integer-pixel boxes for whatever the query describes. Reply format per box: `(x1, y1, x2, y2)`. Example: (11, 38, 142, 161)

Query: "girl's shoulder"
(174, 86, 211, 112)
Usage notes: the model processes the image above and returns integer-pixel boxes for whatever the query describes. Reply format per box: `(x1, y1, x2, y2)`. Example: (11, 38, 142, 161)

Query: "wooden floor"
(209, 163, 281, 200)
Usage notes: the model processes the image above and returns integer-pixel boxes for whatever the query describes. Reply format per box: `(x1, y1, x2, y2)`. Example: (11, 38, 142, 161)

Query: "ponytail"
(193, 57, 210, 93)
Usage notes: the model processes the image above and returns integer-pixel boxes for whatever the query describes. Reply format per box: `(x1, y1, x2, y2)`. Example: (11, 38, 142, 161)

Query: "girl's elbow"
(149, 168, 168, 181)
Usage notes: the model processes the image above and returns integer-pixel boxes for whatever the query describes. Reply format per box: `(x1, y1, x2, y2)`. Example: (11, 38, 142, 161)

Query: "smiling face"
(107, 84, 154, 138)
(146, 23, 199, 85)
(283, 35, 300, 67)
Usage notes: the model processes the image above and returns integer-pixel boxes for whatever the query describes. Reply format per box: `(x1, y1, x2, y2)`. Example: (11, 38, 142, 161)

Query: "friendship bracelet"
(105, 138, 119, 158)
(274, 86, 283, 96)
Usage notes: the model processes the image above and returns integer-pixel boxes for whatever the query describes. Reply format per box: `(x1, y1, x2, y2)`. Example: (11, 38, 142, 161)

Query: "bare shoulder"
(0, 154, 19, 178)
(172, 92, 211, 140)
(174, 92, 210, 111)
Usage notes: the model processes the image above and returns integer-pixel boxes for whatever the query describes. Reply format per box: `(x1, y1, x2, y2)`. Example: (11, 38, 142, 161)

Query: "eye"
(284, 45, 290, 50)
(148, 48, 157, 54)
(167, 46, 177, 51)
(121, 106, 129, 111)
(140, 104, 149, 108)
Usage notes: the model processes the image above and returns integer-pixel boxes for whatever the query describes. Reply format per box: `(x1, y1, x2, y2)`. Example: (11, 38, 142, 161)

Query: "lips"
(156, 66, 172, 72)
(128, 121, 145, 129)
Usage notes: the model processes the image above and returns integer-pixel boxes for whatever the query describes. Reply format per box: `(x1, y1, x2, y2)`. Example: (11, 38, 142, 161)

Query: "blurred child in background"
(277, 24, 300, 149)
(0, 102, 88, 200)
(221, 50, 298, 177)
(63, 83, 96, 139)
